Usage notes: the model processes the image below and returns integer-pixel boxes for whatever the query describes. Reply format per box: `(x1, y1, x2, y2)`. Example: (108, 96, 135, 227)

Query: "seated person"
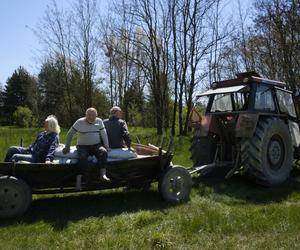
(104, 106, 132, 149)
(62, 107, 111, 182)
(4, 115, 60, 163)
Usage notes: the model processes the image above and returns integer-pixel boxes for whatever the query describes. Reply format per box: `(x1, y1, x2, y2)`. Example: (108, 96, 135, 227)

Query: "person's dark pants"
(76, 144, 108, 180)
(76, 144, 107, 171)
(4, 146, 32, 162)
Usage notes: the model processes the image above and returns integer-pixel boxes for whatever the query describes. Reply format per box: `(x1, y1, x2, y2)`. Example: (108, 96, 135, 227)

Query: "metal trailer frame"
(0, 138, 193, 218)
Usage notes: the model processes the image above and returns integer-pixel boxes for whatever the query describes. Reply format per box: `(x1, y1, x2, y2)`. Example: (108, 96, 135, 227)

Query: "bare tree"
(34, 0, 76, 121)
(72, 0, 99, 109)
(35, 0, 102, 123)
(105, 0, 171, 134)
(103, 0, 231, 134)
(171, 0, 220, 135)
(170, 0, 179, 136)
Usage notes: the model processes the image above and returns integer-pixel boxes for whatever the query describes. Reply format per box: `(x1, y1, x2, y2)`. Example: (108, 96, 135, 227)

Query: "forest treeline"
(0, 0, 299, 135)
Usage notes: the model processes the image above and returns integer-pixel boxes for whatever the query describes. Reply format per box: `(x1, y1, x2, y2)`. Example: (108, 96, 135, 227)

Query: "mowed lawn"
(1, 127, 300, 249)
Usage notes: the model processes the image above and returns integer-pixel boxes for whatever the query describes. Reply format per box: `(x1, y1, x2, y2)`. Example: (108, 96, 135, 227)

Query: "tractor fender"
(193, 114, 219, 137)
(235, 114, 259, 138)
(288, 120, 300, 148)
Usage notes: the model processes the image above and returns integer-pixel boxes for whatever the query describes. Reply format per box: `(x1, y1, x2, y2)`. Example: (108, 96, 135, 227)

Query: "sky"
(0, 0, 51, 85)
(0, 0, 253, 87)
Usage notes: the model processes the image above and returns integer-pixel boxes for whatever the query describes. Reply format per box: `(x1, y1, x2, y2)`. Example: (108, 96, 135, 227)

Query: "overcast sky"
(0, 0, 253, 86)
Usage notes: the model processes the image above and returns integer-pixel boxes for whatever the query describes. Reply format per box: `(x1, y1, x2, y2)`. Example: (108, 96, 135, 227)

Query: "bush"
(13, 106, 33, 128)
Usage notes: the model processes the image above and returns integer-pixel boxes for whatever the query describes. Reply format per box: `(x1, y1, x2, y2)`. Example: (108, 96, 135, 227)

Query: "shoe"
(100, 168, 110, 182)
(100, 175, 111, 182)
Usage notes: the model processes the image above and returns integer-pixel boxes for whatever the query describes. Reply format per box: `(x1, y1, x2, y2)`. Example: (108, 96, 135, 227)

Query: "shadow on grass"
(192, 167, 300, 204)
(0, 188, 175, 230)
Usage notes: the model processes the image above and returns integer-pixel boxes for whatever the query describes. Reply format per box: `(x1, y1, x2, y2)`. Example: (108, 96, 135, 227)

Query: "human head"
(110, 106, 122, 119)
(86, 107, 98, 123)
(45, 115, 60, 134)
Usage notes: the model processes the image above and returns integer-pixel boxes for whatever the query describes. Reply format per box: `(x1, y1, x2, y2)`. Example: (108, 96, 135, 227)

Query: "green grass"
(1, 127, 300, 249)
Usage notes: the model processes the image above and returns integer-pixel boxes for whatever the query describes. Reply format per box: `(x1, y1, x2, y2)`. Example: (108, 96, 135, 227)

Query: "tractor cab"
(204, 75, 297, 117)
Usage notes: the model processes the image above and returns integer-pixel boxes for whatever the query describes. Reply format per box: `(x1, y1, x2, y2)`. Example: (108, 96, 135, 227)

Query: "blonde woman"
(4, 115, 60, 163)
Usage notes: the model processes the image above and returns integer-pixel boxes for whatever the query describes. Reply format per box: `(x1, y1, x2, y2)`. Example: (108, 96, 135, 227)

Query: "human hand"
(129, 147, 136, 152)
(62, 147, 70, 154)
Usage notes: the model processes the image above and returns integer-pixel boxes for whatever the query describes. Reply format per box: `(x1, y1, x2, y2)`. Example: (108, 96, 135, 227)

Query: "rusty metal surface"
(193, 115, 220, 137)
(212, 76, 286, 89)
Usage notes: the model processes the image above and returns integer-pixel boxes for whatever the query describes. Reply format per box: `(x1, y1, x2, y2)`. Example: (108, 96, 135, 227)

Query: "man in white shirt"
(63, 108, 111, 183)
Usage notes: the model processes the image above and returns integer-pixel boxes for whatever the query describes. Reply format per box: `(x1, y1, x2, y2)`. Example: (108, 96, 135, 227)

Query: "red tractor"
(190, 72, 300, 186)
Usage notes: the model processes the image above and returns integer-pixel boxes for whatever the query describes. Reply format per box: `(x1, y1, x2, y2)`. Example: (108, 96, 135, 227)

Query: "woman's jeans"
(4, 146, 34, 162)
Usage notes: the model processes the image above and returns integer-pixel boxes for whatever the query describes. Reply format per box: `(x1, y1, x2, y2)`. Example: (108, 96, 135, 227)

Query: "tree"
(253, 0, 300, 91)
(92, 88, 111, 119)
(102, 0, 228, 135)
(170, 0, 221, 135)
(3, 67, 38, 124)
(0, 85, 5, 124)
(72, 0, 99, 109)
(38, 56, 85, 126)
(101, 6, 147, 122)
(35, 0, 102, 124)
(216, 0, 300, 113)
(120, 0, 171, 134)
(38, 56, 111, 126)
(13, 106, 33, 128)
(170, 0, 179, 136)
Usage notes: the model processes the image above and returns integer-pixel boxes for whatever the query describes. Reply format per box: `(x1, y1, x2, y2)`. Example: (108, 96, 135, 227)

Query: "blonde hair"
(45, 115, 61, 134)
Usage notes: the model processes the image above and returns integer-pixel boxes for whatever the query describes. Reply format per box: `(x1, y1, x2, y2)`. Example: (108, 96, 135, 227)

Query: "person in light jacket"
(63, 108, 111, 182)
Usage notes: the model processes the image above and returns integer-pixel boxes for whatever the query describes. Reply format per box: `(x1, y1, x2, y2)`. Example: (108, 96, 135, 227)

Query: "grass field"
(1, 127, 300, 249)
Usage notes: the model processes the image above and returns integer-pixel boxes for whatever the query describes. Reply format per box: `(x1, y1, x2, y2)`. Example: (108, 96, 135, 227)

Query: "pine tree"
(3, 66, 38, 123)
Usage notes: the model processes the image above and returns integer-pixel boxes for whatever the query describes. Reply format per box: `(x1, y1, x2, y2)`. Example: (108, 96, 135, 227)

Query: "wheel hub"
(269, 141, 282, 164)
(170, 176, 183, 193)
(167, 174, 185, 197)
(0, 188, 19, 210)
(268, 135, 284, 170)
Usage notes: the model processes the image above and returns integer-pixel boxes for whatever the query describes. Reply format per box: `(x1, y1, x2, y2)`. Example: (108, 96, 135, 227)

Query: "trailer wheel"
(241, 118, 293, 186)
(0, 176, 32, 218)
(159, 166, 192, 203)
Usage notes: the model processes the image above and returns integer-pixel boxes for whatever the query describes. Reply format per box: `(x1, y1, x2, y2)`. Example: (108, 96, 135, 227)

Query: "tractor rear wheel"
(241, 118, 293, 186)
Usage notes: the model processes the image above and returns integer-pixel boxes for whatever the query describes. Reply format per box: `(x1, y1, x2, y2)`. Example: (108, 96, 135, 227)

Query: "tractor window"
(233, 92, 248, 110)
(211, 93, 232, 112)
(210, 91, 248, 112)
(255, 85, 275, 111)
(275, 89, 297, 118)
